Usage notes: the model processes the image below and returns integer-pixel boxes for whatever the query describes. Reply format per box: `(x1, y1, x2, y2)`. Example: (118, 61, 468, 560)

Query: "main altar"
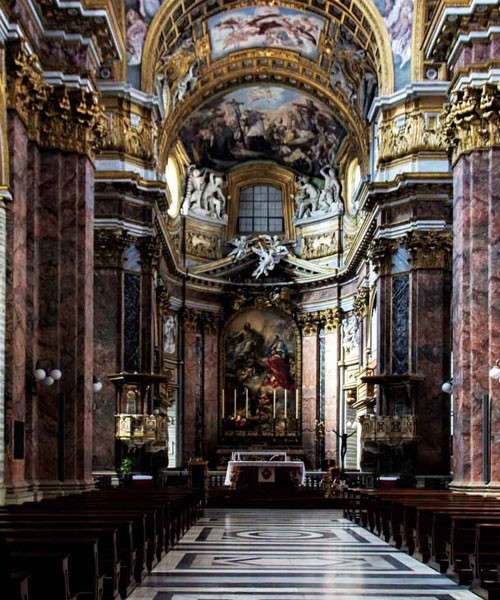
(224, 451, 306, 494)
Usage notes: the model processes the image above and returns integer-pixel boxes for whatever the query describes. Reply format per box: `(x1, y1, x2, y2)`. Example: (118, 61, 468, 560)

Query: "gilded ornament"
(367, 238, 399, 275)
(94, 229, 133, 267)
(301, 232, 338, 259)
(183, 308, 201, 333)
(440, 83, 500, 165)
(403, 230, 452, 270)
(377, 111, 445, 164)
(353, 286, 369, 319)
(186, 231, 219, 259)
(297, 312, 320, 336)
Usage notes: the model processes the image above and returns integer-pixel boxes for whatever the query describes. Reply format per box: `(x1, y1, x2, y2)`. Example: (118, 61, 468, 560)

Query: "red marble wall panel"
(93, 268, 121, 470)
(411, 268, 452, 474)
(203, 330, 219, 462)
(183, 330, 198, 462)
(324, 332, 338, 463)
(302, 333, 318, 469)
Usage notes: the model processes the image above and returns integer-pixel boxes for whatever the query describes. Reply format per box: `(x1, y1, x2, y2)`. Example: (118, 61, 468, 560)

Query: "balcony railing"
(359, 415, 417, 445)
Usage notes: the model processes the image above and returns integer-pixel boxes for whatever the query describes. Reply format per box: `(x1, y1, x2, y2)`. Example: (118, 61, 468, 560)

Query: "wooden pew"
(469, 524, 500, 600)
(0, 511, 137, 599)
(0, 523, 119, 600)
(1, 536, 101, 600)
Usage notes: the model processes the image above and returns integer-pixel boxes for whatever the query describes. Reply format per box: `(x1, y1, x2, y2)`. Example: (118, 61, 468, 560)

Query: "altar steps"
(207, 487, 343, 509)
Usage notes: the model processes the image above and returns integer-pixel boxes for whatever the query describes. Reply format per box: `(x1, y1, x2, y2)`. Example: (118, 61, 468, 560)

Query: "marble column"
(4, 113, 30, 500)
(302, 329, 318, 469)
(452, 149, 499, 490)
(35, 150, 94, 490)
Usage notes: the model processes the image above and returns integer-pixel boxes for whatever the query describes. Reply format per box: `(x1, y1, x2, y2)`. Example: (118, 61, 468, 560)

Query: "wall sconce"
(33, 361, 62, 388)
(441, 379, 453, 394)
(93, 375, 103, 393)
(489, 361, 500, 381)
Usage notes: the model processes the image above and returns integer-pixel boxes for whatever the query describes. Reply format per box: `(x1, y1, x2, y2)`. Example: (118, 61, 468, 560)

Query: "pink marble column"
(324, 331, 339, 463)
(35, 151, 94, 489)
(183, 329, 198, 462)
(203, 327, 219, 462)
(302, 333, 318, 469)
(452, 149, 499, 489)
(4, 114, 29, 495)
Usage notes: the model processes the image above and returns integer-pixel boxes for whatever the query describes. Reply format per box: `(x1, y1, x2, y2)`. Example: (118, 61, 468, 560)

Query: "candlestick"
(296, 389, 299, 417)
(245, 396, 249, 418)
(222, 389, 225, 419)
(234, 388, 237, 416)
(284, 389, 287, 419)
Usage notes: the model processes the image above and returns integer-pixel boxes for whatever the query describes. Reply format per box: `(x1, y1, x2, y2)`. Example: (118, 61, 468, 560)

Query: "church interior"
(0, 0, 499, 597)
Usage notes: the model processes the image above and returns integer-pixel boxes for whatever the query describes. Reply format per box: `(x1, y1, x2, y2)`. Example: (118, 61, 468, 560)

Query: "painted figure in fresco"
(232, 322, 265, 363)
(262, 334, 293, 390)
(380, 0, 413, 70)
(126, 9, 148, 65)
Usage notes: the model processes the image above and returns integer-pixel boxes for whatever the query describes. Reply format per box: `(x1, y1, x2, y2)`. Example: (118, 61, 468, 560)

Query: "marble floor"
(129, 509, 481, 600)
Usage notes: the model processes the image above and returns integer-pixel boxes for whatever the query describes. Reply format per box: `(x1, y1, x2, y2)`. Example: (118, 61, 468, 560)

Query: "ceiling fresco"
(373, 0, 413, 89)
(208, 6, 325, 61)
(178, 84, 347, 176)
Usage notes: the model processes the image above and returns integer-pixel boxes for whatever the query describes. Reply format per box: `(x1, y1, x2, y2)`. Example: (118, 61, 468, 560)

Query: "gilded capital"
(354, 287, 370, 319)
(404, 230, 452, 270)
(183, 308, 201, 333)
(367, 238, 399, 275)
(138, 236, 162, 271)
(298, 312, 320, 336)
(318, 307, 342, 333)
(94, 229, 133, 268)
(441, 83, 500, 166)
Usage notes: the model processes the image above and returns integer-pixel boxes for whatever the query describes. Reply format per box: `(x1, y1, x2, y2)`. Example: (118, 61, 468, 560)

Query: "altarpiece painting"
(222, 309, 299, 439)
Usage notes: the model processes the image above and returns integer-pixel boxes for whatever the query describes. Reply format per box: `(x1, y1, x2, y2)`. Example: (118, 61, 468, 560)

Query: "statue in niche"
(182, 165, 227, 219)
(295, 165, 344, 220)
(317, 165, 343, 215)
(342, 314, 359, 357)
(163, 314, 176, 354)
(295, 175, 320, 219)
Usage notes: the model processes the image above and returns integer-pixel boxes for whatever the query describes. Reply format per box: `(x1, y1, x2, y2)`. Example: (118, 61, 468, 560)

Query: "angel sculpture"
(228, 236, 249, 262)
(171, 61, 198, 110)
(251, 235, 288, 279)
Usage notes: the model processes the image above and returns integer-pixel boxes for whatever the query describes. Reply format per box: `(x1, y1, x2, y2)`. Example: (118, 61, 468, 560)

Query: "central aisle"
(131, 508, 480, 600)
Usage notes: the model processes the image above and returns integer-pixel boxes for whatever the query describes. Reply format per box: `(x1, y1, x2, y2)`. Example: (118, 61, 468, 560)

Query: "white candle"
(234, 389, 237, 416)
(284, 389, 287, 419)
(273, 389, 276, 418)
(245, 388, 249, 417)
(296, 390, 299, 417)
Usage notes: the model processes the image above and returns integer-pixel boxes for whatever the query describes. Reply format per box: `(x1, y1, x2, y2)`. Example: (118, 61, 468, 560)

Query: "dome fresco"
(179, 84, 347, 176)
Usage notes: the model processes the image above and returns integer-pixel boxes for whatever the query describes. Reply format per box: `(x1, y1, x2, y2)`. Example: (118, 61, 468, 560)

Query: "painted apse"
(223, 309, 299, 439)
(179, 84, 347, 176)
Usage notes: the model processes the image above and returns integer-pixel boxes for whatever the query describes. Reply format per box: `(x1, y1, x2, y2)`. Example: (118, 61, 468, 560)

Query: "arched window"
(238, 184, 283, 234)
